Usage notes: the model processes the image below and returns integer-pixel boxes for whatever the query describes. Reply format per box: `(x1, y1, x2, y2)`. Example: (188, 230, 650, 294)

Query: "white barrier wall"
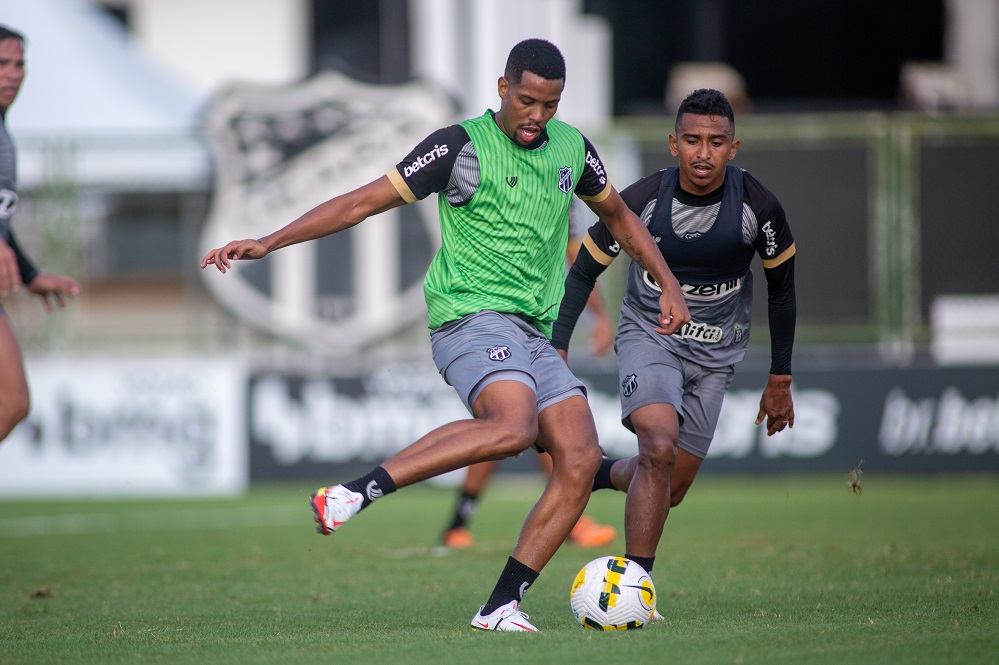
(3, 355, 995, 499)
(0, 358, 247, 497)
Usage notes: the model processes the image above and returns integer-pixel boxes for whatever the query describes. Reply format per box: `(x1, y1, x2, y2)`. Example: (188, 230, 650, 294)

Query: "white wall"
(115, 0, 611, 128)
(946, 0, 999, 108)
(408, 0, 612, 131)
(126, 0, 311, 93)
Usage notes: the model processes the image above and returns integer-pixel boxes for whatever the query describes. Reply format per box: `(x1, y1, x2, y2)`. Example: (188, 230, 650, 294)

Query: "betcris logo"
(585, 151, 607, 185)
(762, 220, 777, 257)
(403, 143, 449, 178)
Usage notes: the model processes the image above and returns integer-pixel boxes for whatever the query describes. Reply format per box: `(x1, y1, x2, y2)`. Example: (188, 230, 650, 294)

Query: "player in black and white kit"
(0, 25, 81, 444)
(553, 89, 796, 586)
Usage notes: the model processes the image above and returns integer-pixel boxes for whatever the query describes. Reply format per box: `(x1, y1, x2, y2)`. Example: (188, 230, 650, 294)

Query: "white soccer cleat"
(470, 600, 539, 632)
(310, 485, 363, 535)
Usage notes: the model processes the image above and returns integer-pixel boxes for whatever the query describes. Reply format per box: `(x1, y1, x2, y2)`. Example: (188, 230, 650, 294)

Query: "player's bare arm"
(587, 188, 690, 334)
(756, 373, 794, 436)
(0, 238, 21, 297)
(201, 176, 407, 273)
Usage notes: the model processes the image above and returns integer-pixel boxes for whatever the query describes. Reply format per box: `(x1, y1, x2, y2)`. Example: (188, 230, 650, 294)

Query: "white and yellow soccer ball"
(569, 556, 657, 630)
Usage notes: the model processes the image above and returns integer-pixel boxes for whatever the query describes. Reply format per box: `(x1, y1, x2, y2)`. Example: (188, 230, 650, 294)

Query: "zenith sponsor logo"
(585, 151, 607, 185)
(642, 270, 663, 293)
(682, 278, 742, 301)
(403, 143, 449, 178)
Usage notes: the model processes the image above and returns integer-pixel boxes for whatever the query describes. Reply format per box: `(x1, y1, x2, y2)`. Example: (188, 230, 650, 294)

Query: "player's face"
(0, 38, 25, 114)
(669, 113, 740, 195)
(495, 70, 563, 147)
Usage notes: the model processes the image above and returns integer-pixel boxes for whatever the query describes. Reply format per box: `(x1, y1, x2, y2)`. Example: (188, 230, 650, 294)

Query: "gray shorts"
(616, 319, 734, 459)
(430, 311, 587, 414)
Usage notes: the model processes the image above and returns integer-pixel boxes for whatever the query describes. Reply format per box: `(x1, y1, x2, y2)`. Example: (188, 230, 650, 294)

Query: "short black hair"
(0, 25, 26, 44)
(676, 88, 735, 133)
(504, 38, 566, 85)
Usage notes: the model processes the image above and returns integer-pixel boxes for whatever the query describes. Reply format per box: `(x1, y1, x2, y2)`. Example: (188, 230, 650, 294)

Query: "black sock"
(592, 456, 617, 491)
(446, 491, 479, 531)
(626, 554, 655, 574)
(343, 466, 397, 509)
(481, 557, 539, 615)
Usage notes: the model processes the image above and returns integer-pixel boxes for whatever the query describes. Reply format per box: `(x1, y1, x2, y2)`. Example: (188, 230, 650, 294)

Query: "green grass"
(1, 474, 997, 665)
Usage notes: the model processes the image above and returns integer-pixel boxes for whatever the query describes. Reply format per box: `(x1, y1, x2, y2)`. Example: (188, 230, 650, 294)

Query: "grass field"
(1, 474, 997, 665)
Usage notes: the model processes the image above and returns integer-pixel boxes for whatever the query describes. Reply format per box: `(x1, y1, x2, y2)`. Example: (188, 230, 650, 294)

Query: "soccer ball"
(570, 556, 656, 630)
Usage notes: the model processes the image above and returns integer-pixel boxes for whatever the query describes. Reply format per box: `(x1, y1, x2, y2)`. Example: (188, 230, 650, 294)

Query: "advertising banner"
(0, 358, 247, 497)
(246, 363, 999, 480)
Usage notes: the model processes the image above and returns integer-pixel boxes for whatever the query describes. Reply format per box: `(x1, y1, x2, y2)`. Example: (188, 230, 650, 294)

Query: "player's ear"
(498, 76, 509, 100)
(728, 138, 740, 160)
(668, 134, 679, 157)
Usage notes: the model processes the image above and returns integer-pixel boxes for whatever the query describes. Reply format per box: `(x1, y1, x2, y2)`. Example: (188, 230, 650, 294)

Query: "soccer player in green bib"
(202, 38, 689, 631)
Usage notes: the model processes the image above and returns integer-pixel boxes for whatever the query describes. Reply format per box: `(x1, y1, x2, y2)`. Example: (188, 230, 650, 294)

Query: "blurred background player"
(0, 25, 81, 443)
(553, 88, 796, 582)
(441, 203, 616, 550)
(202, 38, 688, 632)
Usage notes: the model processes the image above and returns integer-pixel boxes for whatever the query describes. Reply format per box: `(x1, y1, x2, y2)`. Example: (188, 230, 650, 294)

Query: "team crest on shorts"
(622, 373, 639, 397)
(558, 166, 574, 193)
(199, 72, 454, 353)
(487, 345, 512, 361)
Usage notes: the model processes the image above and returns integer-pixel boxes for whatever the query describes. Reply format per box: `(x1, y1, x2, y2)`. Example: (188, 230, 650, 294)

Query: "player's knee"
(551, 438, 601, 488)
(575, 441, 603, 478)
(670, 479, 692, 507)
(489, 420, 538, 458)
(636, 434, 678, 473)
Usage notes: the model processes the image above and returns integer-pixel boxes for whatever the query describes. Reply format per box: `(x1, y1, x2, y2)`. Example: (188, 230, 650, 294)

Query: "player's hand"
(653, 289, 690, 335)
(0, 238, 22, 297)
(589, 314, 615, 357)
(201, 239, 269, 274)
(26, 273, 81, 313)
(756, 374, 794, 436)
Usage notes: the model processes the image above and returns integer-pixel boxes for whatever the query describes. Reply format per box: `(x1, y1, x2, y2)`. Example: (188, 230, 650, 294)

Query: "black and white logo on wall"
(199, 72, 455, 351)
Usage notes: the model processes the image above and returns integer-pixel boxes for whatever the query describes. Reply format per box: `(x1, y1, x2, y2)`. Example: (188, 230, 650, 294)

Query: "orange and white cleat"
(442, 526, 475, 549)
(470, 600, 539, 632)
(310, 485, 363, 535)
(568, 515, 616, 548)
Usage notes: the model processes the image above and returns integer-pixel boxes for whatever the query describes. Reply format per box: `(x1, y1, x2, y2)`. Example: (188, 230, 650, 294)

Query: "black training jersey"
(583, 167, 795, 368)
